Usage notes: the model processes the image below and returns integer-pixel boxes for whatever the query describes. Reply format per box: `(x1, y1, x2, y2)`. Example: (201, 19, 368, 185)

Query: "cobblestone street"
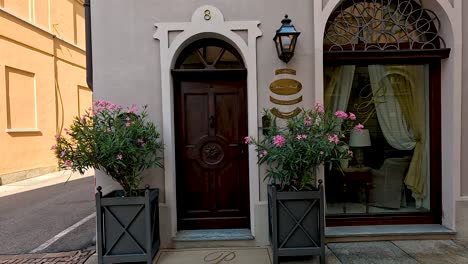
(0, 250, 95, 264)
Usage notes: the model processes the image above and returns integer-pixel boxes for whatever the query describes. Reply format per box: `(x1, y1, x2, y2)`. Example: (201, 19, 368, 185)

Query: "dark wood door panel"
(183, 93, 209, 144)
(216, 159, 247, 212)
(215, 92, 240, 142)
(175, 78, 249, 230)
(180, 160, 210, 213)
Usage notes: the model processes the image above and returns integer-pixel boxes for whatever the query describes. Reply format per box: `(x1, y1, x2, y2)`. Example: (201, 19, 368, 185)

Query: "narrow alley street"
(0, 171, 96, 254)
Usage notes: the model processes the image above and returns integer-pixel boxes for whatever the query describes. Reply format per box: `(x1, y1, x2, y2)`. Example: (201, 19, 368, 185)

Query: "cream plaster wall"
(455, 0, 468, 240)
(0, 1, 89, 178)
(461, 0, 468, 197)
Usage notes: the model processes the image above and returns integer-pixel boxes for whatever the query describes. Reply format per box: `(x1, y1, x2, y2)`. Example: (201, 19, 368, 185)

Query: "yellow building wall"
(0, 0, 91, 180)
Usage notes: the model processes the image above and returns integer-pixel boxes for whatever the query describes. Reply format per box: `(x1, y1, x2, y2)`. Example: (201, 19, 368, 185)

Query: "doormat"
(154, 248, 271, 264)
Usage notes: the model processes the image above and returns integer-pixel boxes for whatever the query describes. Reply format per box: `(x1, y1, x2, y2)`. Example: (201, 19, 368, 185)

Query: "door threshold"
(326, 224, 456, 242)
(174, 229, 254, 241)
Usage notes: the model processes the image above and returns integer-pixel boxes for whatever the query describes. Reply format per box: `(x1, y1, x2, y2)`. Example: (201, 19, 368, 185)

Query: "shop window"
(324, 64, 430, 214)
(323, 0, 447, 224)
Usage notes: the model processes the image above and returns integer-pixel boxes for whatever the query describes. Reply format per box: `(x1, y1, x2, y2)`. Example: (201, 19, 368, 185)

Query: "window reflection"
(324, 64, 430, 215)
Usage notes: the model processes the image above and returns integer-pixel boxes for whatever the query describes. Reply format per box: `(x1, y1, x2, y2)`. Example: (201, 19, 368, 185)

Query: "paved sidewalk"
(11, 241, 468, 264)
(0, 169, 94, 198)
(82, 239, 468, 264)
(153, 240, 468, 264)
(0, 250, 95, 264)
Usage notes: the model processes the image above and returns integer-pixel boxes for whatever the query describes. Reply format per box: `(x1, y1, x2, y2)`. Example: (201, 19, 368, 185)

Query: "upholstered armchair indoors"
(369, 157, 411, 209)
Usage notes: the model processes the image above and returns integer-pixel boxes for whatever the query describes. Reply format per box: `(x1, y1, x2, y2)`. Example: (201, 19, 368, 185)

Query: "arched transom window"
(324, 0, 445, 51)
(175, 39, 244, 70)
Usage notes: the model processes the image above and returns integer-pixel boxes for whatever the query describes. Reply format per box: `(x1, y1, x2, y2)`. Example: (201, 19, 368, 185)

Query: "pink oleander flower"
(304, 116, 312, 126)
(51, 145, 57, 150)
(125, 122, 131, 127)
(137, 138, 144, 144)
(348, 150, 353, 157)
(335, 110, 348, 119)
(320, 151, 324, 155)
(327, 134, 340, 144)
(349, 112, 356, 120)
(315, 103, 324, 114)
(55, 135, 60, 141)
(355, 123, 364, 133)
(117, 154, 123, 160)
(273, 135, 286, 147)
(127, 104, 138, 114)
(296, 134, 307, 140)
(60, 151, 66, 157)
(259, 150, 268, 158)
(244, 136, 251, 144)
(64, 160, 72, 167)
(126, 117, 131, 121)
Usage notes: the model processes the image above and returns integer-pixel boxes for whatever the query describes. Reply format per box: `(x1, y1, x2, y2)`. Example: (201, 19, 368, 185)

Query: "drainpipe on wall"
(84, 0, 93, 90)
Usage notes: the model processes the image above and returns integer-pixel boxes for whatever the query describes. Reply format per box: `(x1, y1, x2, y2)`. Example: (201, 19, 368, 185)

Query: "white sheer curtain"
(324, 65, 356, 112)
(368, 65, 429, 208)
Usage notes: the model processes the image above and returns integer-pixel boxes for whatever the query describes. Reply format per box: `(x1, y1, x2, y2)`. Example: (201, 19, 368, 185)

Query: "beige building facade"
(90, 0, 468, 246)
(0, 0, 91, 184)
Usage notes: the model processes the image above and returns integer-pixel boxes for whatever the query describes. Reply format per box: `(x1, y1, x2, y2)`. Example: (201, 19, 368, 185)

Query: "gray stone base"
(0, 166, 58, 185)
(174, 229, 254, 241)
(326, 224, 456, 242)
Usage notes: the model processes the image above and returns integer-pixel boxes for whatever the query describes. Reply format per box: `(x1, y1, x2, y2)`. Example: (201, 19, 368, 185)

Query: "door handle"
(209, 115, 215, 128)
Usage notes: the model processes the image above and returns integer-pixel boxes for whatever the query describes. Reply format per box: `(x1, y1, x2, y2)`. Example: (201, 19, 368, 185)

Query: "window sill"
(5, 128, 41, 133)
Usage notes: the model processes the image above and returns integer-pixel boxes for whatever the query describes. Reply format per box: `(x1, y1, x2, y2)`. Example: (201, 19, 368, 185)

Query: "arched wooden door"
(172, 39, 250, 230)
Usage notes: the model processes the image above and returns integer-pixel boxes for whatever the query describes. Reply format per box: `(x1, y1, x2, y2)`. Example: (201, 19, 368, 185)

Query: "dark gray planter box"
(268, 183, 325, 264)
(96, 186, 160, 264)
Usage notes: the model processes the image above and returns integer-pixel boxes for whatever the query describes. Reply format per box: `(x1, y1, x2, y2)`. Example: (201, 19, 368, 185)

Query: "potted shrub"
(246, 104, 362, 264)
(52, 100, 163, 264)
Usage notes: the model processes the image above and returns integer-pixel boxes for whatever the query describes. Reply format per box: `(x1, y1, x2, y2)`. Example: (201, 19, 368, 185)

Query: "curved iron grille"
(324, 0, 446, 51)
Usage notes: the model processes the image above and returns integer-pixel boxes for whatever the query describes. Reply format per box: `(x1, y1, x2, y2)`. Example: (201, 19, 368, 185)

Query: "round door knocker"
(204, 9, 211, 20)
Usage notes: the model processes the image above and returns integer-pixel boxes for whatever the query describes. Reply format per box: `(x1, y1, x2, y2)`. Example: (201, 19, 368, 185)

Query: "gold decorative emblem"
(275, 68, 296, 75)
(271, 107, 302, 119)
(269, 69, 302, 119)
(270, 96, 302, 105)
(269, 79, 302, 95)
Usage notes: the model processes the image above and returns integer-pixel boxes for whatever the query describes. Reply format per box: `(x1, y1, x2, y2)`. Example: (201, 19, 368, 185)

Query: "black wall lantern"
(273, 15, 301, 63)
